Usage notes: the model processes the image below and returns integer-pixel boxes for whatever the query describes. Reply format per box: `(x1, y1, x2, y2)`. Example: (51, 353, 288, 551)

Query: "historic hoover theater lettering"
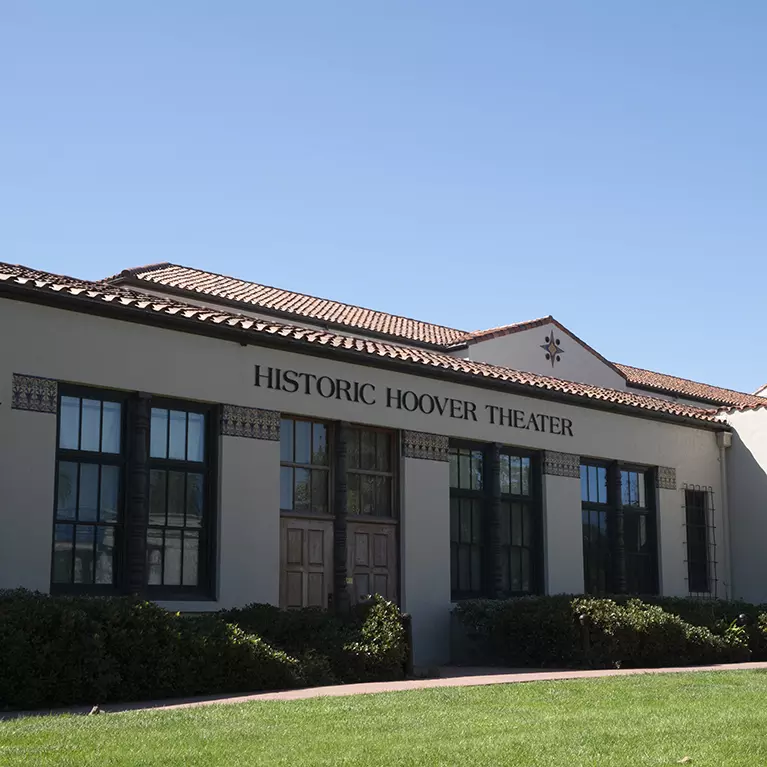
(254, 364, 573, 436)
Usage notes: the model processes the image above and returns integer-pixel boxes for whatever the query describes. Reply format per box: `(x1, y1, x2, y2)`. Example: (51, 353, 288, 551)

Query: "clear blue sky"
(2, 2, 764, 393)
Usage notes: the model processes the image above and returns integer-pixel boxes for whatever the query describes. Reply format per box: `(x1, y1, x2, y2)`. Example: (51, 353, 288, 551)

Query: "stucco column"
(216, 405, 281, 608)
(0, 374, 58, 592)
(655, 467, 687, 597)
(542, 450, 583, 595)
(400, 430, 451, 668)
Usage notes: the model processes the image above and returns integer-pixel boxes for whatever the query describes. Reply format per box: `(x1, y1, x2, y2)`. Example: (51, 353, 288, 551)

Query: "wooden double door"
(280, 516, 398, 609)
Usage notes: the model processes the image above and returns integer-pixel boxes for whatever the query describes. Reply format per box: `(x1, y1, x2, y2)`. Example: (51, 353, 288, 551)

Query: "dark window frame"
(685, 488, 711, 595)
(347, 425, 398, 519)
(51, 384, 130, 595)
(279, 415, 334, 518)
(146, 397, 218, 600)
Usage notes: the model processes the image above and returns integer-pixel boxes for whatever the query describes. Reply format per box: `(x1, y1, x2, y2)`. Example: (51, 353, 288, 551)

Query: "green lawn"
(2, 671, 767, 766)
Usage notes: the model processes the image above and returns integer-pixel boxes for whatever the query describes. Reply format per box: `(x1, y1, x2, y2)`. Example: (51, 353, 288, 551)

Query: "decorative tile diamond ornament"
(221, 404, 280, 440)
(402, 430, 449, 462)
(543, 450, 580, 478)
(541, 331, 564, 367)
(11, 374, 58, 414)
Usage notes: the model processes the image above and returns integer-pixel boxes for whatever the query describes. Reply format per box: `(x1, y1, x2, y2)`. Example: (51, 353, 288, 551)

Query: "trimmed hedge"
(0, 591, 408, 710)
(453, 596, 753, 669)
(220, 595, 408, 684)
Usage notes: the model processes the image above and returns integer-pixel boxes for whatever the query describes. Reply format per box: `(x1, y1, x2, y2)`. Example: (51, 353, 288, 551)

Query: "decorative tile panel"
(543, 450, 580, 479)
(11, 374, 58, 414)
(221, 404, 280, 440)
(402, 430, 449, 462)
(657, 466, 677, 490)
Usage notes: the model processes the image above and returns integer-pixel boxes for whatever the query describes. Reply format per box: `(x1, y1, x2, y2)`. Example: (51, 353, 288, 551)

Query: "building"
(1, 261, 766, 666)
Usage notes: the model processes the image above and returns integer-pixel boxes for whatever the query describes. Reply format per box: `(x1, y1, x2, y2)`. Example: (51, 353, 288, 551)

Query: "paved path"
(6, 662, 767, 719)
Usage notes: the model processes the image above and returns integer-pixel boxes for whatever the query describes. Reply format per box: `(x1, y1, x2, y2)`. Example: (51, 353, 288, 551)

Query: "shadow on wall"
(727, 419, 767, 604)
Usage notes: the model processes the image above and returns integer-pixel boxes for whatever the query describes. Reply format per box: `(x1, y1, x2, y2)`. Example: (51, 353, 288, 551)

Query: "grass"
(2, 671, 767, 766)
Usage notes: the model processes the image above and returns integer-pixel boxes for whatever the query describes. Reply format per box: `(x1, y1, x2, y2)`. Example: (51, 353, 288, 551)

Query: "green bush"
(0, 590, 302, 710)
(220, 595, 408, 684)
(453, 595, 751, 669)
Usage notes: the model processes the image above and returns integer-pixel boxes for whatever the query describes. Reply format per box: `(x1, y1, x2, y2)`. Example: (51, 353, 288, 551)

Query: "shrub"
(0, 590, 301, 710)
(452, 595, 751, 670)
(220, 595, 408, 684)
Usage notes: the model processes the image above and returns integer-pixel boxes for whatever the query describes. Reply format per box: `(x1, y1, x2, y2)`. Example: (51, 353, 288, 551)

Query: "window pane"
(280, 419, 294, 463)
(53, 524, 74, 583)
(360, 431, 376, 471)
(101, 402, 121, 454)
(59, 396, 80, 450)
(311, 470, 328, 515)
(471, 501, 482, 543)
(500, 502, 511, 545)
(450, 498, 459, 543)
(580, 465, 589, 502)
(376, 477, 392, 517)
(163, 530, 182, 586)
(449, 450, 458, 488)
(169, 411, 187, 461)
(167, 471, 185, 526)
(500, 455, 510, 495)
(471, 451, 484, 491)
(597, 467, 608, 504)
(57, 462, 78, 520)
(510, 456, 521, 495)
(100, 465, 120, 523)
(80, 399, 101, 452)
(149, 469, 167, 526)
(183, 531, 199, 586)
(470, 547, 481, 592)
(511, 504, 523, 546)
(78, 463, 99, 522)
(459, 450, 470, 490)
(523, 504, 533, 548)
(459, 501, 472, 544)
(186, 473, 204, 528)
(187, 412, 205, 463)
(521, 548, 531, 592)
(510, 548, 522, 592)
(347, 473, 360, 515)
(521, 457, 531, 496)
(294, 468, 310, 511)
(638, 473, 646, 508)
(150, 409, 168, 458)
(347, 430, 360, 470)
(295, 421, 311, 465)
(361, 475, 375, 515)
(95, 527, 115, 585)
(312, 423, 328, 465)
(280, 467, 293, 510)
(588, 465, 598, 503)
(621, 471, 631, 506)
(74, 525, 96, 584)
(376, 431, 391, 471)
(147, 531, 164, 585)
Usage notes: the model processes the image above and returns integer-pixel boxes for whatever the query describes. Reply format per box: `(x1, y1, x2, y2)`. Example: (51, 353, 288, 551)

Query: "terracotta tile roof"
(615, 363, 766, 409)
(109, 263, 469, 347)
(0, 261, 724, 426)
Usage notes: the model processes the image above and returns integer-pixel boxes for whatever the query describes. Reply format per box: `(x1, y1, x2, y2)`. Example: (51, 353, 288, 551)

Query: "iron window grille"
(683, 484, 717, 598)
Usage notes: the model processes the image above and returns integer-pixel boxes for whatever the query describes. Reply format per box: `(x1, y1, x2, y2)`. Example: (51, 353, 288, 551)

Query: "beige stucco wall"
(461, 323, 627, 391)
(722, 408, 767, 603)
(401, 456, 451, 666)
(0, 297, 729, 658)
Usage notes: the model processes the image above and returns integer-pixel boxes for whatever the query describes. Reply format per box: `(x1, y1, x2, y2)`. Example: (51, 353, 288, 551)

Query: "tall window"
(580, 462, 657, 595)
(621, 469, 656, 594)
(147, 404, 212, 591)
(449, 446, 485, 598)
(53, 390, 125, 589)
(499, 453, 536, 594)
(280, 418, 330, 514)
(347, 427, 395, 517)
(685, 489, 710, 594)
(581, 463, 610, 595)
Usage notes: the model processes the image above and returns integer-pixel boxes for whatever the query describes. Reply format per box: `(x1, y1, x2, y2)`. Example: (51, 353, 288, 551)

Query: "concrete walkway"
(4, 661, 767, 720)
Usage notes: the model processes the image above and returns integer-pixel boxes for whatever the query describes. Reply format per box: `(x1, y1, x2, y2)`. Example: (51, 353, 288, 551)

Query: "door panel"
(346, 521, 398, 604)
(280, 517, 333, 609)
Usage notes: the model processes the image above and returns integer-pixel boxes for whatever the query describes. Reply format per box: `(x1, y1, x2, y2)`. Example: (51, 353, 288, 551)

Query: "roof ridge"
(113, 261, 470, 338)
